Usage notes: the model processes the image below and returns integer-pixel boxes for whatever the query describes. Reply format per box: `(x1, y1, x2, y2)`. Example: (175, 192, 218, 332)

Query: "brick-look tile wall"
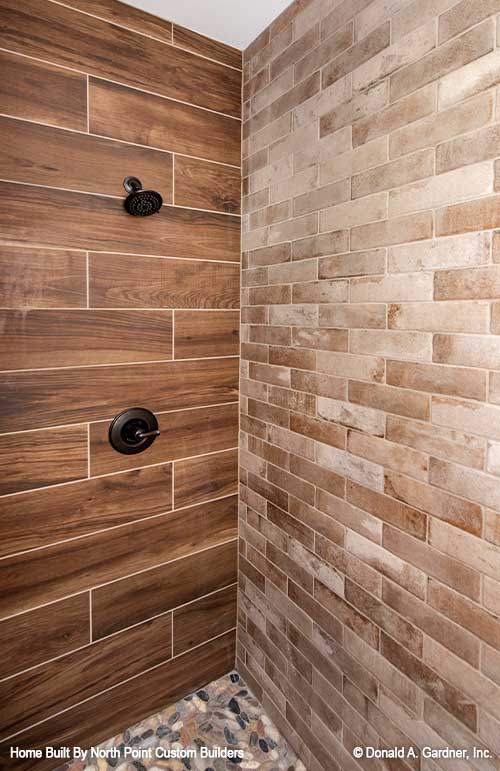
(238, 0, 500, 768)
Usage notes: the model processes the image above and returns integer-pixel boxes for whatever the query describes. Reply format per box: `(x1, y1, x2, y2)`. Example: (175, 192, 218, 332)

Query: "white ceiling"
(122, 0, 293, 50)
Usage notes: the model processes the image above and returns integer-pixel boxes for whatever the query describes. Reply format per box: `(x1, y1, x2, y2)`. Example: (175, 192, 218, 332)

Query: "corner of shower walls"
(239, 0, 500, 768)
(0, 0, 241, 764)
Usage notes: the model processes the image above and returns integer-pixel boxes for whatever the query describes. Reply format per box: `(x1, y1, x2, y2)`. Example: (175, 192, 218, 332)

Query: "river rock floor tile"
(59, 671, 306, 771)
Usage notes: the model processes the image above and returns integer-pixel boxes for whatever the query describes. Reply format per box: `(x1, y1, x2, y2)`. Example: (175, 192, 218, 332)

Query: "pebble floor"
(59, 671, 307, 771)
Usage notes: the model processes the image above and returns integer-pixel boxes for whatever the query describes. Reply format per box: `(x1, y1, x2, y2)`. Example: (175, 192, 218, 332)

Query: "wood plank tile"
(0, 357, 239, 432)
(0, 182, 240, 262)
(0, 632, 235, 771)
(174, 310, 239, 358)
(0, 614, 172, 740)
(92, 539, 238, 638)
(89, 403, 239, 475)
(0, 49, 87, 130)
(0, 594, 89, 680)
(0, 0, 241, 117)
(0, 425, 88, 496)
(174, 155, 240, 213)
(88, 252, 239, 309)
(173, 583, 237, 655)
(0, 495, 237, 619)
(59, 0, 173, 42)
(174, 448, 238, 508)
(0, 310, 172, 370)
(173, 25, 242, 69)
(0, 465, 172, 559)
(0, 117, 173, 200)
(89, 78, 241, 166)
(0, 246, 87, 308)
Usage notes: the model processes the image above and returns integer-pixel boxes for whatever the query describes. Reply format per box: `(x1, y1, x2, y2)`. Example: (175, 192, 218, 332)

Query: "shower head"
(123, 176, 163, 216)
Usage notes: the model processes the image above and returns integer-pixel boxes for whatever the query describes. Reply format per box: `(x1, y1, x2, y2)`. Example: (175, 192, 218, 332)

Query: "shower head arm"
(123, 176, 143, 193)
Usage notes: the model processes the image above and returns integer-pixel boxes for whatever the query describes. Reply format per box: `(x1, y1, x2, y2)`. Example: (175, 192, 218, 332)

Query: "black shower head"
(123, 176, 163, 216)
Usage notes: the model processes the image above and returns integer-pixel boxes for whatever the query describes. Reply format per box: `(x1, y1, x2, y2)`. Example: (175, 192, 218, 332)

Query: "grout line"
(0, 581, 237, 684)
(47, 0, 242, 71)
(0, 354, 239, 375)
(0, 47, 242, 121)
(0, 627, 237, 742)
(0, 113, 241, 169)
(0, 486, 238, 561)
(0, 538, 239, 626)
(0, 239, 241, 264)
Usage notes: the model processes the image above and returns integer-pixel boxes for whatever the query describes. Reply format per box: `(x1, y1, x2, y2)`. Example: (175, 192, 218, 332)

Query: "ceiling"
(122, 0, 293, 50)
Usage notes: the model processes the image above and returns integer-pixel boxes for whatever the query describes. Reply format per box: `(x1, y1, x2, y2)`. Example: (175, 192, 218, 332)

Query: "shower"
(123, 176, 163, 216)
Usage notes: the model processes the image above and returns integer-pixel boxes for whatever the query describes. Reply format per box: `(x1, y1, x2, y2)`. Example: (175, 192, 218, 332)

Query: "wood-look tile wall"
(0, 0, 240, 763)
(240, 1, 500, 769)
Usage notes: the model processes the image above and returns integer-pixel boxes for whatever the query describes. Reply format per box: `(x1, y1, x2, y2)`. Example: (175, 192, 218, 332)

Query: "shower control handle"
(109, 408, 160, 455)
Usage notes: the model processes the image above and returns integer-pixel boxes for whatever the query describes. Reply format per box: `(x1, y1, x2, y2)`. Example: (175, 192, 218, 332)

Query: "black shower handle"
(135, 428, 160, 441)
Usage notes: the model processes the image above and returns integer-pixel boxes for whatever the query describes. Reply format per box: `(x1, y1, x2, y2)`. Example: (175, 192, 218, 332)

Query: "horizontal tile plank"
(173, 25, 242, 69)
(174, 155, 240, 213)
(173, 583, 237, 655)
(174, 310, 239, 358)
(174, 448, 238, 508)
(0, 246, 87, 308)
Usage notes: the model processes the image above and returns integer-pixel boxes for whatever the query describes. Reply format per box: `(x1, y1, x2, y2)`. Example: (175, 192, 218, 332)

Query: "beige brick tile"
(321, 137, 389, 185)
(249, 324, 290, 346)
(347, 479, 427, 539)
(425, 636, 500, 722)
(269, 384, 315, 416)
(430, 456, 500, 512)
(389, 161, 494, 218)
(243, 227, 269, 251)
(436, 194, 500, 237)
(291, 411, 347, 449)
(316, 350, 385, 382)
(291, 368, 347, 400)
(346, 529, 426, 598)
(249, 361, 291, 387)
(383, 521, 481, 599)
(245, 71, 320, 137)
(320, 81, 388, 137)
(387, 359, 487, 400)
(317, 396, 385, 436)
(435, 264, 500, 300)
(352, 149, 434, 200)
(269, 121, 318, 164)
(269, 303, 318, 326)
(251, 68, 294, 116)
(434, 333, 500, 370)
(244, 188, 270, 214)
(250, 200, 292, 230)
(246, 24, 294, 79)
(268, 424, 315, 460)
(316, 441, 384, 489)
(388, 232, 491, 272)
(320, 191, 388, 232)
(319, 248, 386, 278)
(428, 578, 500, 654)
(270, 165, 318, 204)
(292, 279, 349, 303)
(268, 257, 317, 284)
(390, 20, 495, 103)
(355, 21, 437, 93)
(387, 467, 483, 534)
(433, 394, 500, 440)
(351, 329, 433, 361)
(440, 0, 500, 45)
(351, 272, 433, 303)
(353, 84, 436, 147)
(487, 443, 500, 478)
(271, 24, 321, 80)
(390, 91, 494, 160)
(296, 127, 351, 177)
(351, 211, 434, 251)
(322, 23, 391, 89)
(316, 534, 381, 597)
(292, 326, 349, 351)
(249, 284, 290, 305)
(295, 21, 354, 83)
(320, 303, 387, 329)
(294, 178, 350, 216)
(247, 113, 293, 157)
(248, 242, 291, 268)
(347, 430, 429, 481)
(438, 50, 500, 110)
(295, 74, 353, 130)
(321, 0, 373, 41)
(292, 0, 323, 39)
(243, 266, 269, 287)
(383, 579, 480, 667)
(292, 229, 349, 260)
(479, 710, 500, 757)
(392, 0, 460, 42)
(268, 212, 319, 244)
(386, 414, 486, 469)
(349, 379, 431, 420)
(388, 301, 490, 334)
(243, 66, 270, 103)
(437, 123, 500, 176)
